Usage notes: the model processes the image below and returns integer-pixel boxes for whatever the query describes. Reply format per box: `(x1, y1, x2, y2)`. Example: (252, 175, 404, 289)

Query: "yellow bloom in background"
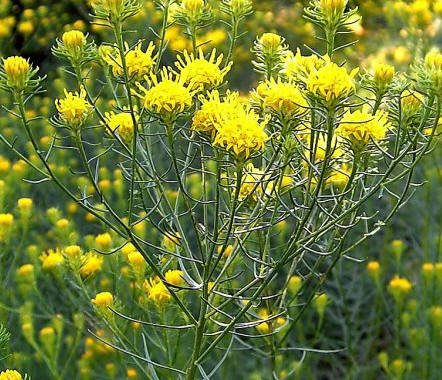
(192, 90, 240, 136)
(55, 87, 91, 128)
(238, 164, 264, 201)
(0, 370, 22, 380)
(16, 264, 34, 280)
(307, 61, 358, 104)
(388, 275, 412, 301)
(95, 232, 113, 250)
(103, 42, 156, 79)
(326, 164, 351, 189)
(104, 110, 136, 142)
(140, 69, 193, 119)
(259, 78, 308, 118)
(17, 197, 33, 211)
(336, 110, 390, 144)
(2, 56, 31, 90)
(164, 269, 184, 286)
(213, 105, 269, 158)
(175, 49, 232, 91)
(424, 50, 442, 71)
(91, 291, 114, 308)
(40, 249, 65, 270)
(144, 277, 171, 304)
(80, 252, 104, 277)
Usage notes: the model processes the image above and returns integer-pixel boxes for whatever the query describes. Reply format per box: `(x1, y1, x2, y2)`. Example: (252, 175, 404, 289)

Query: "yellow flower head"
(388, 275, 412, 300)
(40, 249, 65, 270)
(144, 277, 171, 304)
(307, 61, 358, 104)
(238, 164, 265, 201)
(320, 0, 348, 14)
(104, 110, 136, 142)
(80, 252, 104, 277)
(326, 164, 351, 189)
(174, 49, 232, 91)
(140, 69, 194, 119)
(2, 56, 31, 89)
(17, 264, 34, 279)
(425, 50, 442, 71)
(127, 250, 145, 268)
(258, 78, 308, 118)
(283, 49, 325, 80)
(91, 291, 114, 308)
(192, 90, 240, 136)
(401, 89, 424, 116)
(95, 232, 113, 250)
(164, 269, 184, 286)
(336, 110, 390, 144)
(0, 213, 14, 226)
(260, 33, 282, 54)
(17, 197, 33, 211)
(373, 63, 395, 87)
(55, 87, 91, 128)
(367, 260, 381, 279)
(104, 42, 156, 79)
(62, 30, 86, 55)
(0, 370, 22, 380)
(213, 105, 269, 158)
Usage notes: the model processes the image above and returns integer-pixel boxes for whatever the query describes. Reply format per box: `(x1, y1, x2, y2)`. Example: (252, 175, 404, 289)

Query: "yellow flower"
(373, 63, 395, 87)
(174, 49, 232, 91)
(260, 33, 282, 54)
(283, 49, 325, 80)
(259, 78, 308, 118)
(367, 260, 381, 280)
(95, 232, 113, 250)
(80, 252, 104, 277)
(336, 110, 390, 144)
(2, 56, 31, 89)
(401, 90, 424, 116)
(0, 370, 22, 380)
(388, 275, 412, 300)
(63, 245, 82, 258)
(17, 264, 34, 279)
(326, 164, 351, 189)
(127, 250, 145, 268)
(288, 275, 302, 294)
(139, 69, 194, 120)
(103, 42, 156, 79)
(40, 249, 65, 270)
(61, 30, 86, 59)
(238, 164, 264, 201)
(17, 197, 33, 211)
(320, 0, 348, 14)
(144, 278, 171, 304)
(307, 61, 358, 104)
(55, 87, 91, 128)
(91, 291, 114, 308)
(192, 90, 240, 136)
(0, 213, 14, 226)
(213, 105, 269, 158)
(164, 270, 184, 286)
(104, 110, 136, 142)
(424, 50, 442, 71)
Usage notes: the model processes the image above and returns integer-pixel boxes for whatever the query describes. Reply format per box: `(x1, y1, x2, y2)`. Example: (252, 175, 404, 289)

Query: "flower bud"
(313, 293, 328, 317)
(260, 33, 282, 54)
(367, 260, 381, 281)
(288, 275, 302, 295)
(320, 0, 348, 19)
(2, 56, 31, 90)
(388, 275, 412, 303)
(228, 0, 253, 17)
(39, 326, 56, 354)
(373, 63, 395, 88)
